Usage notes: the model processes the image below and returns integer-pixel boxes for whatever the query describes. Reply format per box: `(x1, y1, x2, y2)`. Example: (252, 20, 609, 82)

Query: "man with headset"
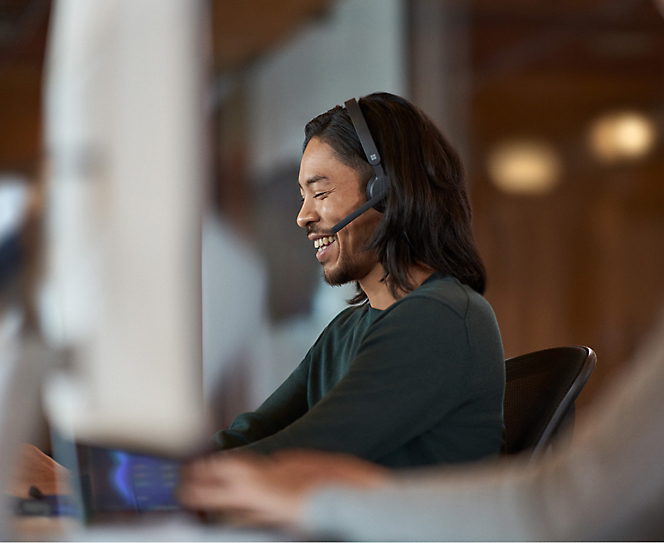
(206, 93, 505, 468)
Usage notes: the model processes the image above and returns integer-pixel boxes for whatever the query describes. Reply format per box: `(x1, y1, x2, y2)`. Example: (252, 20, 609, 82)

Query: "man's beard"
(323, 246, 377, 286)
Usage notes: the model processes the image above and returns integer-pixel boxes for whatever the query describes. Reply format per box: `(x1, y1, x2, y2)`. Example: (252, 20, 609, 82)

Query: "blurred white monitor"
(39, 0, 209, 457)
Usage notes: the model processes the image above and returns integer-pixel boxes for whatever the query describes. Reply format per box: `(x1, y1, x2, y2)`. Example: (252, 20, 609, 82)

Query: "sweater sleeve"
(213, 353, 311, 449)
(239, 297, 475, 460)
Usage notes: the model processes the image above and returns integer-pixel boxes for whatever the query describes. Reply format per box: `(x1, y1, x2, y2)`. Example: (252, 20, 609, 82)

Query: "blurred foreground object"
(39, 0, 209, 456)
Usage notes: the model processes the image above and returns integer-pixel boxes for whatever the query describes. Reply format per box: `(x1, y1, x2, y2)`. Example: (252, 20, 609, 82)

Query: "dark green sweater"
(214, 274, 505, 468)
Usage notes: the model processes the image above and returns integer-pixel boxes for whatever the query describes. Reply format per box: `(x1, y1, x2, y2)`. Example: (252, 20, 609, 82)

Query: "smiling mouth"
(313, 235, 336, 252)
(313, 235, 337, 261)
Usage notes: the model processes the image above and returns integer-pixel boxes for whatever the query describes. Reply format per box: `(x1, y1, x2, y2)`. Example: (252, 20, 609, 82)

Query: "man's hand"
(177, 449, 391, 527)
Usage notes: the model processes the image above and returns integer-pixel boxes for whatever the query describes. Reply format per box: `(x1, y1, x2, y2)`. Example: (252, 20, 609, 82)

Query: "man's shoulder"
(397, 274, 489, 320)
(309, 304, 372, 352)
(327, 304, 369, 328)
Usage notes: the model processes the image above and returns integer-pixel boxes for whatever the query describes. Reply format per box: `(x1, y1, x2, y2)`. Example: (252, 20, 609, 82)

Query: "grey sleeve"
(299, 311, 664, 541)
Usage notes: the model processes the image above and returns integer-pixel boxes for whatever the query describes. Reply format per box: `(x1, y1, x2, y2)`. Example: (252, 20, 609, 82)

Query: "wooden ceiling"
(0, 0, 334, 171)
(0, 0, 49, 65)
(1, 0, 663, 171)
(471, 0, 664, 86)
(0, 0, 333, 69)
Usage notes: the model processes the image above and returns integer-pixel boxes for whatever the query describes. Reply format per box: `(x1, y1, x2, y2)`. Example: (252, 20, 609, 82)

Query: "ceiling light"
(589, 111, 657, 163)
(486, 140, 562, 195)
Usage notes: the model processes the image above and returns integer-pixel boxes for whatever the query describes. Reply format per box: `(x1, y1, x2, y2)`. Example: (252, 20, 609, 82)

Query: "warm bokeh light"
(486, 140, 562, 195)
(589, 111, 657, 163)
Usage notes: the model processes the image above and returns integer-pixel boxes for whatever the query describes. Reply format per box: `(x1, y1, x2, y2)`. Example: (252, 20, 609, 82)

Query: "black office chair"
(502, 346, 596, 458)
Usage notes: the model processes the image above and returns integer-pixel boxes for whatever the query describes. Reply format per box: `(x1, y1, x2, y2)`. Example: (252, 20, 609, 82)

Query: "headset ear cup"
(366, 176, 388, 213)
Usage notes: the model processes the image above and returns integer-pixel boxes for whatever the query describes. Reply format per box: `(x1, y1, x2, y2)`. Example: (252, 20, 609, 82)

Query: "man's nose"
(296, 198, 319, 228)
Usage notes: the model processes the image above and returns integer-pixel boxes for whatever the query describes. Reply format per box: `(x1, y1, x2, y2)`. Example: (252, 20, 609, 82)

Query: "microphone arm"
(330, 191, 385, 234)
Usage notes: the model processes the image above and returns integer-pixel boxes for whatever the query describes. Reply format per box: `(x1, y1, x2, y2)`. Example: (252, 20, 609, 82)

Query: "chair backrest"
(502, 346, 596, 457)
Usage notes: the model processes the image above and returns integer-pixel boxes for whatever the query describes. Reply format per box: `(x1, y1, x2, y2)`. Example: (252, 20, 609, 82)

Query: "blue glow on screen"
(109, 451, 136, 507)
(89, 447, 181, 513)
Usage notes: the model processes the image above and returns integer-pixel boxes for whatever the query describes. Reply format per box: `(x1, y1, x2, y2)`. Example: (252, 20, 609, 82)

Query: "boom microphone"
(331, 188, 387, 234)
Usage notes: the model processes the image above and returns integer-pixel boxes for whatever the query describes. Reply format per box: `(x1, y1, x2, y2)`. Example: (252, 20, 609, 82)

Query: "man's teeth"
(314, 236, 336, 250)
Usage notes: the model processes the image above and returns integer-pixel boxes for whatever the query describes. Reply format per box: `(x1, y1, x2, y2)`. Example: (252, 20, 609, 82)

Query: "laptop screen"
(77, 445, 182, 520)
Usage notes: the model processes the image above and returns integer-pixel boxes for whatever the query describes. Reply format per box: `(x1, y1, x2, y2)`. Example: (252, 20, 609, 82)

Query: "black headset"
(330, 98, 390, 234)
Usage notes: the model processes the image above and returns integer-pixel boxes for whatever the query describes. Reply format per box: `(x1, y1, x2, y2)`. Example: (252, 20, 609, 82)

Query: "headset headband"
(344, 99, 386, 181)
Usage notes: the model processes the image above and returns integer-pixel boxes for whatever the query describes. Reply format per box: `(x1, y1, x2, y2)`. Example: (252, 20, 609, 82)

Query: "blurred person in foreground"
(207, 93, 505, 468)
(183, 301, 664, 540)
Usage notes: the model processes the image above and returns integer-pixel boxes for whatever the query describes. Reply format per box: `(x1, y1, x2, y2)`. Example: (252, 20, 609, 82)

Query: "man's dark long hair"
(303, 92, 486, 303)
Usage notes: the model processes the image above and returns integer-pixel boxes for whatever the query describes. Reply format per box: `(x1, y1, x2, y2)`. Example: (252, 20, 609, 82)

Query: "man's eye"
(314, 191, 328, 199)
